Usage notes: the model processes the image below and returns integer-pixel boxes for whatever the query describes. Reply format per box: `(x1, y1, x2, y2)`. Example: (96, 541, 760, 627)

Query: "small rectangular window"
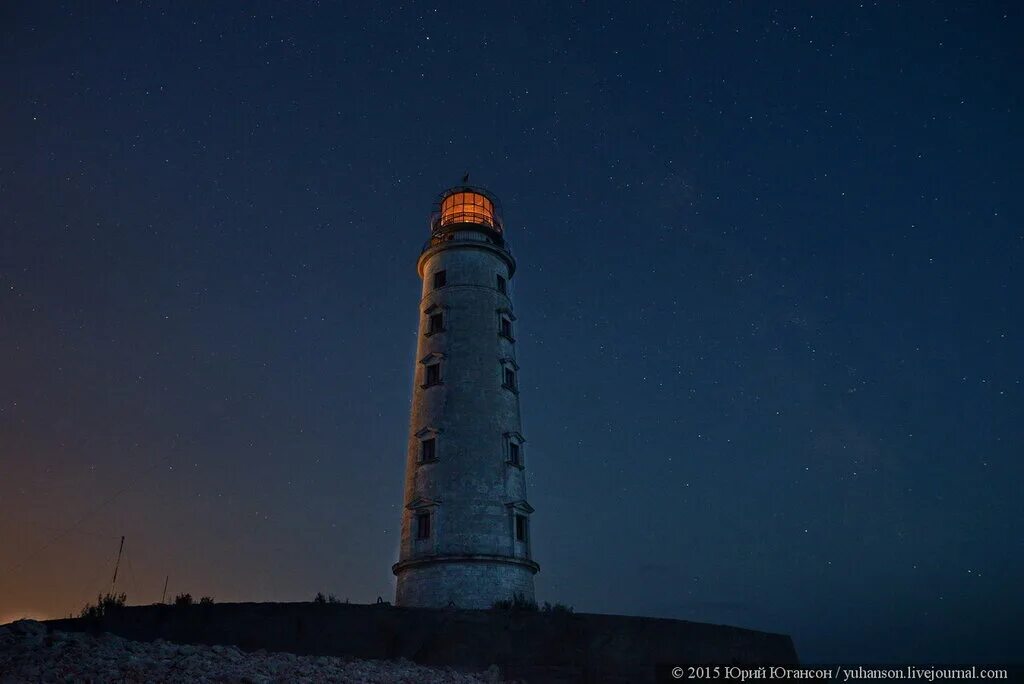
(500, 317, 513, 339)
(496, 275, 507, 294)
(433, 270, 447, 289)
(426, 363, 441, 386)
(429, 313, 444, 334)
(416, 513, 431, 539)
(515, 514, 528, 542)
(509, 441, 520, 465)
(421, 438, 436, 462)
(504, 368, 517, 390)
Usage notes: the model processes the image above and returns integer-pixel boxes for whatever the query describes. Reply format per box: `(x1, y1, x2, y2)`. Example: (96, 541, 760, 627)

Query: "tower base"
(394, 555, 539, 609)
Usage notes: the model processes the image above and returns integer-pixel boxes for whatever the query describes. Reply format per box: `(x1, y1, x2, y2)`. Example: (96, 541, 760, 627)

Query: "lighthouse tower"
(393, 185, 539, 609)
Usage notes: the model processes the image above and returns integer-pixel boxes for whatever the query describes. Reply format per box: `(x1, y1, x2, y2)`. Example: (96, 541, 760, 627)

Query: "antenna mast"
(111, 535, 125, 594)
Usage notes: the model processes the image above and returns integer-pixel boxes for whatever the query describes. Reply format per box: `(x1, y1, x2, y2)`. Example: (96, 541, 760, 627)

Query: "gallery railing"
(421, 230, 511, 258)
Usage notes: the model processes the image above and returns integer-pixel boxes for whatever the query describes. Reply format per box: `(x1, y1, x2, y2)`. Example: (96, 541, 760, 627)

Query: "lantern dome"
(430, 185, 503, 236)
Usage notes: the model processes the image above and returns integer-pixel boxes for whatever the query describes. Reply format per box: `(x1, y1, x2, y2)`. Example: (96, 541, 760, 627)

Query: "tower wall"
(396, 559, 536, 608)
(394, 231, 538, 609)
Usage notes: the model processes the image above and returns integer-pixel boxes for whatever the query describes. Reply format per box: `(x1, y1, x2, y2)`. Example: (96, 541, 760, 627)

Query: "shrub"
(79, 592, 127, 620)
(491, 592, 538, 611)
(542, 601, 574, 614)
(174, 593, 193, 607)
(314, 592, 342, 604)
(199, 596, 214, 605)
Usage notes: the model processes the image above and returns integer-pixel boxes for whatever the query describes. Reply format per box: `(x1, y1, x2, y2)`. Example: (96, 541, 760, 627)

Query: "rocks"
(0, 621, 501, 683)
(7, 621, 46, 636)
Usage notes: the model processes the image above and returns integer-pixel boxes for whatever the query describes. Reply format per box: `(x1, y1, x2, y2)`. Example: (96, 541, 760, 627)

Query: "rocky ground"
(0, 620, 504, 683)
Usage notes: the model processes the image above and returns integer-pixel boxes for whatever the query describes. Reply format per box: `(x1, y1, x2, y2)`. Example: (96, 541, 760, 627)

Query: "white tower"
(393, 185, 538, 609)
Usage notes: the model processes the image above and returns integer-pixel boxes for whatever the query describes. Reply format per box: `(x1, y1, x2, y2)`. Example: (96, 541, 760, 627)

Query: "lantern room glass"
(440, 191, 496, 229)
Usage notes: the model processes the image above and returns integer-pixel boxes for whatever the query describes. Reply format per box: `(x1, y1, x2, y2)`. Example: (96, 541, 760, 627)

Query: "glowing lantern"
(439, 190, 496, 229)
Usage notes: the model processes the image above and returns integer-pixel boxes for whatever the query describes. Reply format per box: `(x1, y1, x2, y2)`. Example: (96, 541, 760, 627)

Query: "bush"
(542, 601, 574, 614)
(491, 592, 538, 611)
(79, 592, 127, 620)
(199, 596, 214, 605)
(174, 593, 193, 607)
(314, 592, 342, 604)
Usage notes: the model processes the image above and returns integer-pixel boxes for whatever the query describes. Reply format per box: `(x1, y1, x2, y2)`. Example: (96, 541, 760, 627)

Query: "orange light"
(440, 191, 496, 229)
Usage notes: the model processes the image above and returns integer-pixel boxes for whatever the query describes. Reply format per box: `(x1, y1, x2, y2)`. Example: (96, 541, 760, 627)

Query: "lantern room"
(430, 185, 503, 236)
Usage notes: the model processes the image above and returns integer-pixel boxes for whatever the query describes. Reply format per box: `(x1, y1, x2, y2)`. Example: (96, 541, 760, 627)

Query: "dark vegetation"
(491, 593, 538, 611)
(490, 594, 574, 613)
(80, 590, 570, 616)
(541, 601, 574, 614)
(78, 592, 126, 619)
(79, 592, 215, 618)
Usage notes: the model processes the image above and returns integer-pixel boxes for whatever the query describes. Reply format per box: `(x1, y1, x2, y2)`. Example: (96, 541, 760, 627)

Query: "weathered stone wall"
(396, 231, 537, 608)
(396, 558, 536, 608)
(44, 603, 799, 684)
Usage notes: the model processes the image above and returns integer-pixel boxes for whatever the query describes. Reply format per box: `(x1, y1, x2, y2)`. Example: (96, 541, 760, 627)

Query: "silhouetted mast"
(111, 535, 125, 594)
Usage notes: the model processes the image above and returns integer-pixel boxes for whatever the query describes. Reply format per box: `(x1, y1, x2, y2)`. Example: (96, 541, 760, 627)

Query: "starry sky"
(1, 1, 1021, 664)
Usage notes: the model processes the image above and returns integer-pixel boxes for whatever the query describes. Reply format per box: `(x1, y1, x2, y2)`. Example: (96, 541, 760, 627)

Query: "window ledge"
(421, 381, 444, 389)
(498, 332, 516, 343)
(502, 384, 519, 395)
(424, 329, 446, 337)
(506, 460, 524, 470)
(418, 458, 440, 465)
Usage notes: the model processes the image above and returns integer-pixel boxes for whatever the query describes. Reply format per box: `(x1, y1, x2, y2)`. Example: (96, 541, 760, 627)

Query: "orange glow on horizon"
(0, 610, 50, 625)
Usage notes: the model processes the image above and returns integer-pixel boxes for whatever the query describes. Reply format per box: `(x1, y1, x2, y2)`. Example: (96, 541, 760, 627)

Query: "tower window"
(428, 312, 445, 334)
(515, 514, 528, 542)
(433, 270, 447, 289)
(416, 513, 431, 539)
(499, 358, 519, 393)
(499, 317, 513, 340)
(496, 275, 507, 294)
(420, 437, 436, 463)
(505, 432, 525, 467)
(425, 363, 441, 386)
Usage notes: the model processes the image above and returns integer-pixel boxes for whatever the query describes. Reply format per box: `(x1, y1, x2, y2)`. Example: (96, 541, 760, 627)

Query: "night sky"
(2, 1, 1021, 664)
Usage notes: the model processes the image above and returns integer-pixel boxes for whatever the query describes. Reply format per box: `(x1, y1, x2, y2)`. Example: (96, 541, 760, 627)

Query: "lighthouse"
(393, 184, 539, 609)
